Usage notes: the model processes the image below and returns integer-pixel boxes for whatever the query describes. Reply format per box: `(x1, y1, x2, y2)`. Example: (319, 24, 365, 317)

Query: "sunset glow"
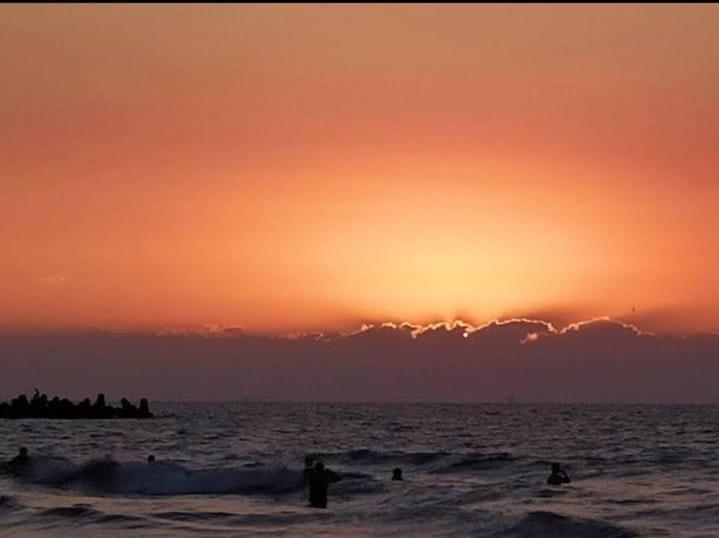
(4, 8, 719, 535)
(2, 4, 718, 334)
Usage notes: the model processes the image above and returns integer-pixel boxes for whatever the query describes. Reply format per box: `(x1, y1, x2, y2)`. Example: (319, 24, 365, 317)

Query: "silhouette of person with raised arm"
(547, 462, 571, 485)
(308, 461, 341, 508)
(391, 467, 403, 481)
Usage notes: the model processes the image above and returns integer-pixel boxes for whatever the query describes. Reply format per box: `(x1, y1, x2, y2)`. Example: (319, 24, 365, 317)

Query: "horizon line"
(1, 315, 717, 339)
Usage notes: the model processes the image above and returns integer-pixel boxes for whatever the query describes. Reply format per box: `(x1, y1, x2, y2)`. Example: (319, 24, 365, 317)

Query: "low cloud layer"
(1, 318, 717, 403)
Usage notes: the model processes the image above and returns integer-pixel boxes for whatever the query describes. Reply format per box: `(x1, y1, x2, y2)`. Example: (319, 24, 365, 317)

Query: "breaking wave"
(9, 457, 306, 496)
(495, 511, 638, 538)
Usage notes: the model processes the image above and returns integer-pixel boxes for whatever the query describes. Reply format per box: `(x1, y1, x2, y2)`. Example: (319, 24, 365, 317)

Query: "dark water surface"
(2, 403, 719, 537)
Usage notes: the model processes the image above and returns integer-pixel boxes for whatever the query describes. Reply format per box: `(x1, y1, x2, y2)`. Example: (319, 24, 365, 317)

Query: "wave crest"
(496, 511, 638, 538)
(13, 457, 305, 496)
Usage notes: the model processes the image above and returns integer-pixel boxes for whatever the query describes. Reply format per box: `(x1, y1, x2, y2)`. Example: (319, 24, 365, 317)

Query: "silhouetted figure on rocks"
(30, 390, 48, 418)
(391, 467, 403, 481)
(308, 461, 342, 508)
(147, 454, 156, 463)
(547, 462, 571, 485)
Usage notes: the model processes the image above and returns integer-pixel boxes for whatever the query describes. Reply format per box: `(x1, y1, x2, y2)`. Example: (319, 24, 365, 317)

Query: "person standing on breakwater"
(308, 461, 342, 508)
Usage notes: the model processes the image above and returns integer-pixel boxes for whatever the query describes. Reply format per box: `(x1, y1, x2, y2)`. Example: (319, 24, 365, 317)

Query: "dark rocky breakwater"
(0, 390, 153, 419)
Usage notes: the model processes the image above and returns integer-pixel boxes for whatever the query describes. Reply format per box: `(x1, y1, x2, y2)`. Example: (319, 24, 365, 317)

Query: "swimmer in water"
(547, 462, 571, 485)
(7, 447, 31, 476)
(9, 447, 29, 468)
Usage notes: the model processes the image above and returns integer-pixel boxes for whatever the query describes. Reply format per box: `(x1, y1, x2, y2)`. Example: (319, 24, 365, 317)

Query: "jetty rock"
(0, 391, 154, 419)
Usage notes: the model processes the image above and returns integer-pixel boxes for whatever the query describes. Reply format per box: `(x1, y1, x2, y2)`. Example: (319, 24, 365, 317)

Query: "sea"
(1, 402, 719, 537)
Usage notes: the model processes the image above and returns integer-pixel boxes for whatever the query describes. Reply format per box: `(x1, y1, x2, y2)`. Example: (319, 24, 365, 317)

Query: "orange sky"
(1, 4, 718, 334)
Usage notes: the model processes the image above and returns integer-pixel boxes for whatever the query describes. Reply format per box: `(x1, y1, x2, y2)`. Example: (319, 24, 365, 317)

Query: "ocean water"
(1, 403, 719, 537)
